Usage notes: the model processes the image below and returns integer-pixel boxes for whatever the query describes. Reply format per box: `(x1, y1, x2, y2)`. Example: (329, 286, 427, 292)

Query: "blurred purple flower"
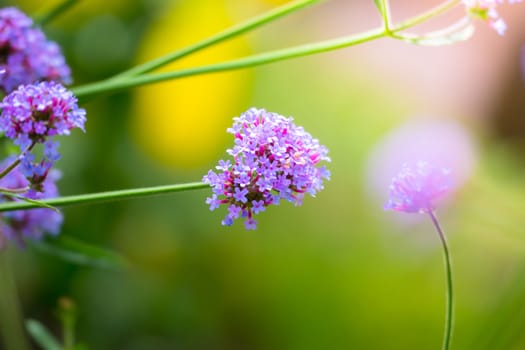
(463, 0, 522, 35)
(385, 162, 452, 214)
(0, 7, 71, 93)
(203, 108, 330, 230)
(0, 162, 62, 246)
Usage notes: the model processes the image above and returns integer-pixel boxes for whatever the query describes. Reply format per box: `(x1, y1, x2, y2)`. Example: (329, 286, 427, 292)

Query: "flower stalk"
(0, 182, 208, 212)
(71, 0, 464, 99)
(385, 162, 454, 349)
(393, 0, 462, 32)
(110, 0, 321, 79)
(35, 0, 80, 26)
(72, 27, 385, 98)
(380, 0, 393, 33)
(0, 141, 35, 181)
(428, 210, 454, 350)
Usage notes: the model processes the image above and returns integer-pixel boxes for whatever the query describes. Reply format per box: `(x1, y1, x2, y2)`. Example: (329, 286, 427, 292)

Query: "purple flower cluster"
(0, 162, 62, 247)
(203, 108, 330, 230)
(0, 8, 82, 246)
(0, 81, 86, 142)
(385, 162, 452, 214)
(0, 7, 71, 93)
(0, 81, 86, 181)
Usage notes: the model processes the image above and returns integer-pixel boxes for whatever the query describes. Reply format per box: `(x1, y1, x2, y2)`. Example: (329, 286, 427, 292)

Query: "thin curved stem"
(35, 0, 80, 27)
(0, 182, 208, 212)
(110, 0, 321, 79)
(380, 0, 393, 33)
(394, 0, 462, 32)
(428, 210, 454, 350)
(72, 27, 385, 98)
(0, 248, 31, 350)
(71, 0, 464, 99)
(0, 141, 36, 181)
(0, 187, 29, 194)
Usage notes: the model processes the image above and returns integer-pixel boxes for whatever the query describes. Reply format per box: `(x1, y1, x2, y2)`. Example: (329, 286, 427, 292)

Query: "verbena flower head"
(0, 81, 85, 183)
(463, 0, 522, 35)
(0, 7, 71, 93)
(385, 162, 452, 214)
(203, 108, 330, 230)
(0, 162, 62, 247)
(0, 81, 86, 144)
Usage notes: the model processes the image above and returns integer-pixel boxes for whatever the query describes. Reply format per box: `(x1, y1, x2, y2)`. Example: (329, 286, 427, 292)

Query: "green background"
(1, 0, 525, 349)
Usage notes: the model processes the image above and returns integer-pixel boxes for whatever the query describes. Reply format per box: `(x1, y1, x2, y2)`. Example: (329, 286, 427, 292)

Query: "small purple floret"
(385, 161, 452, 214)
(203, 108, 331, 229)
(43, 140, 61, 162)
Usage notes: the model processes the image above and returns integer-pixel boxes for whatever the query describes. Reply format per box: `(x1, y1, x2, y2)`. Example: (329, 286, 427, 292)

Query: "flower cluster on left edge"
(0, 7, 85, 248)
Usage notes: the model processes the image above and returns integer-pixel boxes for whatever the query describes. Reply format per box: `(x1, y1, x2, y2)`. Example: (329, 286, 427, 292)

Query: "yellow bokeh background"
(131, 0, 253, 169)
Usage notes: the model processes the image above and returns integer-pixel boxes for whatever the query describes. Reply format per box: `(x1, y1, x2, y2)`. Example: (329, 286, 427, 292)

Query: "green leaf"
(31, 236, 128, 270)
(398, 17, 475, 46)
(26, 319, 62, 350)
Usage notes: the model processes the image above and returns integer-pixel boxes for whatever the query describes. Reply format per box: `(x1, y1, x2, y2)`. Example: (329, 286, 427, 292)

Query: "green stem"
(380, 0, 393, 33)
(58, 297, 76, 350)
(0, 187, 29, 194)
(72, 27, 386, 98)
(0, 248, 30, 350)
(111, 0, 321, 79)
(428, 210, 454, 350)
(71, 0, 463, 99)
(35, 0, 80, 27)
(0, 182, 208, 212)
(0, 142, 36, 181)
(394, 0, 462, 32)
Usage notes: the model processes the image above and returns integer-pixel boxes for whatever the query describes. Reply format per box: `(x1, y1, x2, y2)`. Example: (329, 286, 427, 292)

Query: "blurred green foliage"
(0, 0, 524, 349)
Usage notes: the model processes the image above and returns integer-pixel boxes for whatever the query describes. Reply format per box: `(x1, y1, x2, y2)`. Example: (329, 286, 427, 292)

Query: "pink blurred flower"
(385, 162, 452, 214)
(366, 117, 478, 215)
(463, 0, 522, 35)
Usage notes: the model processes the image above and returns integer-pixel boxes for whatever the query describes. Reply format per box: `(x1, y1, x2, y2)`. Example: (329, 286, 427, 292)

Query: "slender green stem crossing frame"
(71, 0, 462, 99)
(72, 28, 385, 97)
(0, 182, 207, 212)
(35, 0, 80, 26)
(111, 0, 321, 79)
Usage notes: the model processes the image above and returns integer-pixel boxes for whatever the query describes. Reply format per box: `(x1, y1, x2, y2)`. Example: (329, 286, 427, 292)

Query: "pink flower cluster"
(463, 0, 522, 35)
(385, 162, 452, 214)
